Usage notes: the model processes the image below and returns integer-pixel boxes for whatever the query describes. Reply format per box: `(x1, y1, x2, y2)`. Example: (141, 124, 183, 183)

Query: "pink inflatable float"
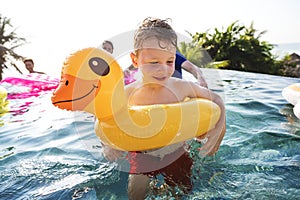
(0, 73, 59, 99)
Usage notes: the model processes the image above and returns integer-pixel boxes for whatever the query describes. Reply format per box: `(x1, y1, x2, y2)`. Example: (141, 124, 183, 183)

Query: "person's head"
(23, 58, 35, 73)
(102, 40, 114, 54)
(130, 17, 178, 83)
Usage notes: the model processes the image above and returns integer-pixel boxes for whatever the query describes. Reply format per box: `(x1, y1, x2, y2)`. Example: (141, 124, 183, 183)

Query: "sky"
(1, 0, 300, 77)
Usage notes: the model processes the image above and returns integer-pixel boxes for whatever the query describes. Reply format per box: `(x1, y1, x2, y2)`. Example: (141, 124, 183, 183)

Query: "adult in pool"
(102, 40, 114, 54)
(23, 58, 45, 74)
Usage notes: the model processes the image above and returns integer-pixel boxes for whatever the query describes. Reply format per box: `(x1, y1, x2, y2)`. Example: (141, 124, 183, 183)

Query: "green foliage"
(180, 21, 283, 75)
(178, 41, 230, 69)
(177, 41, 213, 67)
(0, 14, 26, 80)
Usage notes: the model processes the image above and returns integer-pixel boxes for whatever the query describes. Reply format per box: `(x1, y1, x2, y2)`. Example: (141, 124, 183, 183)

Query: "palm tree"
(0, 14, 26, 80)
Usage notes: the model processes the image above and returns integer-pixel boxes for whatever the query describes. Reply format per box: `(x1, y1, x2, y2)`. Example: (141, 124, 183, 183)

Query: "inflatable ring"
(282, 83, 300, 119)
(51, 48, 221, 151)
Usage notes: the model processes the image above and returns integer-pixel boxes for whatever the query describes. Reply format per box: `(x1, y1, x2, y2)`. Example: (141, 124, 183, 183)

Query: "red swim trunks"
(128, 147, 193, 192)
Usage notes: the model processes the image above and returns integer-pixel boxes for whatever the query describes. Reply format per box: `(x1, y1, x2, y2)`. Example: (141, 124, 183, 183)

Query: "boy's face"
(131, 37, 176, 84)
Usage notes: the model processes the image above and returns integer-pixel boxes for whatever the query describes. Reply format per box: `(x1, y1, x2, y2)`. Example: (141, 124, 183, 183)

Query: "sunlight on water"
(0, 69, 299, 199)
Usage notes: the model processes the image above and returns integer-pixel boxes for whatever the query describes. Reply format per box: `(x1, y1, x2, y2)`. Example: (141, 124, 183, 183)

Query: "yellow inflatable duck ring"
(51, 48, 221, 151)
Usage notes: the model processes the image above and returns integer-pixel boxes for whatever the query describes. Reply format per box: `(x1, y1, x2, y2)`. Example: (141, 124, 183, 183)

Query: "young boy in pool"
(102, 17, 226, 199)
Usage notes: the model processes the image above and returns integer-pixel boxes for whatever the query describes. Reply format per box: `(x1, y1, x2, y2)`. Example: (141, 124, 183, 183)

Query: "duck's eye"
(88, 57, 110, 76)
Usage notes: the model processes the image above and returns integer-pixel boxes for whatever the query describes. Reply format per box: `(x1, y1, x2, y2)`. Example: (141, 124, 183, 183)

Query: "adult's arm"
(181, 60, 208, 88)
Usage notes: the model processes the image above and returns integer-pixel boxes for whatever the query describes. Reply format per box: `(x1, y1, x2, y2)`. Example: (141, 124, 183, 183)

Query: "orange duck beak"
(51, 73, 100, 111)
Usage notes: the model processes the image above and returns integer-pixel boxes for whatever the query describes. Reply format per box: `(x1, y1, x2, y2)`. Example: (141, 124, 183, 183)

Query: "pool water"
(0, 69, 299, 199)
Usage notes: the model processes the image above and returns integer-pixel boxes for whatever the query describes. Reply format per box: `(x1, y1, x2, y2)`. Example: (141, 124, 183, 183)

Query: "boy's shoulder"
(170, 78, 206, 94)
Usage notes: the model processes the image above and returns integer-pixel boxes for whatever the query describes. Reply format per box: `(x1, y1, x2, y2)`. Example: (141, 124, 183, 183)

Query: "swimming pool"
(0, 69, 299, 199)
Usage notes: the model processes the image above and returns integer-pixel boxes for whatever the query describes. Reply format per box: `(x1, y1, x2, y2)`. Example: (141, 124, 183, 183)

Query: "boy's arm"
(197, 113, 226, 156)
(199, 91, 226, 156)
(189, 85, 226, 156)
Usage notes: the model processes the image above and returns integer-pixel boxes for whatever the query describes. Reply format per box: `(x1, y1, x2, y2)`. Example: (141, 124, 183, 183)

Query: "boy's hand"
(196, 123, 226, 156)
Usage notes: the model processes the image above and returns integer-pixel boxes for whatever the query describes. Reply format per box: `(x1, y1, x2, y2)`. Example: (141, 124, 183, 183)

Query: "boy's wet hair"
(134, 17, 177, 51)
